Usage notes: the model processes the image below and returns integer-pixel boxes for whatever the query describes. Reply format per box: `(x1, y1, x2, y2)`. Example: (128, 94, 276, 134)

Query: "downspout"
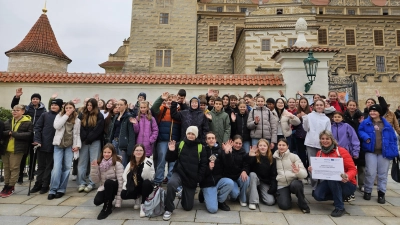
(196, 15, 201, 74)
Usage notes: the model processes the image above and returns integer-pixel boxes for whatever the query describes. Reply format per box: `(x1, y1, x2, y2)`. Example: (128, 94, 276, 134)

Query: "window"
(374, 30, 384, 46)
(217, 7, 223, 12)
(159, 13, 169, 24)
(209, 26, 218, 42)
(383, 9, 389, 15)
(261, 39, 270, 51)
(236, 26, 244, 41)
(319, 9, 323, 14)
(318, 29, 327, 45)
(345, 29, 355, 45)
(288, 38, 297, 47)
(277, 9, 283, 14)
(376, 56, 385, 73)
(347, 55, 357, 72)
(240, 8, 247, 13)
(155, 50, 172, 67)
(348, 9, 355, 15)
(397, 30, 400, 46)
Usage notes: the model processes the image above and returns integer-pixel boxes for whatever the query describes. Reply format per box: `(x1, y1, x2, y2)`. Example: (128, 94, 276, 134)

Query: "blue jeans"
(242, 141, 251, 154)
(49, 146, 73, 194)
(112, 139, 128, 167)
(203, 178, 234, 213)
(77, 140, 101, 186)
(313, 180, 356, 210)
(364, 152, 390, 193)
(154, 141, 175, 184)
(229, 176, 250, 203)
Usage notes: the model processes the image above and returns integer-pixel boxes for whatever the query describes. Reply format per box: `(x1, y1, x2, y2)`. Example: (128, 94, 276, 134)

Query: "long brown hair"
(82, 98, 99, 127)
(129, 144, 146, 171)
(104, 103, 117, 134)
(97, 143, 121, 165)
(104, 99, 115, 113)
(60, 101, 78, 124)
(137, 101, 152, 121)
(297, 97, 311, 114)
(256, 139, 273, 165)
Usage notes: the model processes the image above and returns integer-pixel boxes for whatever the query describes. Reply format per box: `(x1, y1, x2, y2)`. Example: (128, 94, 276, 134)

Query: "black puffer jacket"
(33, 111, 58, 152)
(11, 96, 47, 125)
(231, 112, 251, 141)
(2, 116, 33, 155)
(79, 111, 105, 145)
(223, 147, 250, 180)
(108, 111, 135, 156)
(248, 155, 277, 194)
(344, 109, 363, 133)
(166, 138, 208, 188)
(200, 144, 225, 188)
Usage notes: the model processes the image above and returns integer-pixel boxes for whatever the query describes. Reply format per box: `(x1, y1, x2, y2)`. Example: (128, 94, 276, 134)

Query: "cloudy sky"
(0, 0, 132, 73)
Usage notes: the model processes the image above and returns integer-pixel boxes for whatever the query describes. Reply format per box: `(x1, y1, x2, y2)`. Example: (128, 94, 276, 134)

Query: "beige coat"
(384, 110, 400, 135)
(90, 161, 124, 207)
(273, 149, 307, 187)
(272, 109, 301, 137)
(53, 114, 81, 148)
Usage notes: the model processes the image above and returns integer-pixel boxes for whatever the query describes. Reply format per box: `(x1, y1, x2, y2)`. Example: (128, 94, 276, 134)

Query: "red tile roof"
(271, 47, 340, 59)
(5, 14, 71, 62)
(0, 72, 284, 86)
(98, 61, 125, 68)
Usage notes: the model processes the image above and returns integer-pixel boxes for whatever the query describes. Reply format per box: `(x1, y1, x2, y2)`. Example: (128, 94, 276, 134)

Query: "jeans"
(165, 173, 196, 212)
(229, 176, 250, 203)
(50, 146, 73, 194)
(77, 140, 101, 186)
(202, 178, 234, 213)
(154, 141, 175, 184)
(313, 180, 356, 210)
(112, 139, 128, 167)
(242, 141, 251, 154)
(364, 152, 390, 193)
(248, 172, 275, 205)
(276, 180, 308, 210)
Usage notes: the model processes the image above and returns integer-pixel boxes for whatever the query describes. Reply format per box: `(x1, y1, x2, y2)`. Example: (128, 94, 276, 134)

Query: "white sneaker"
(140, 204, 145, 218)
(84, 184, 93, 193)
(71, 175, 77, 181)
(78, 185, 86, 192)
(163, 210, 172, 221)
(134, 198, 140, 209)
(248, 203, 256, 210)
(240, 200, 247, 207)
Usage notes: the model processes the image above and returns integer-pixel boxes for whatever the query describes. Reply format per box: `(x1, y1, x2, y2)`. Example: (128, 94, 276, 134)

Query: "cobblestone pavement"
(1, 176, 400, 225)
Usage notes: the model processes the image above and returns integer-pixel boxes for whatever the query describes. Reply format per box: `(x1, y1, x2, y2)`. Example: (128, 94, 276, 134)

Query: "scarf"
(99, 158, 113, 172)
(321, 144, 336, 154)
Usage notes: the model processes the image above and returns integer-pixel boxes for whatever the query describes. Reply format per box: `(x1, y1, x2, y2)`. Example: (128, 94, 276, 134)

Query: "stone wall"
(232, 30, 246, 74)
(7, 53, 69, 73)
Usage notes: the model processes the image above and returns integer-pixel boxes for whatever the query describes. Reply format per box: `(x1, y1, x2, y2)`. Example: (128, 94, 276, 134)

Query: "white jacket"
(273, 109, 301, 137)
(53, 114, 81, 148)
(302, 111, 331, 148)
(122, 158, 155, 190)
(273, 149, 307, 187)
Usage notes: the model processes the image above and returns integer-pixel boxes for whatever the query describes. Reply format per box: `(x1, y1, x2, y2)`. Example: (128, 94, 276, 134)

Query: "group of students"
(0, 87, 398, 220)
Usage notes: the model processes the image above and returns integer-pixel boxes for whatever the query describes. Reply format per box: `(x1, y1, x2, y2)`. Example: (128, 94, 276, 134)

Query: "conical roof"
(5, 13, 71, 62)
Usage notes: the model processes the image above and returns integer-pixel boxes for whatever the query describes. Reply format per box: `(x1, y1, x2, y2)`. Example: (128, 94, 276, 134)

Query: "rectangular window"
(397, 30, 400, 46)
(288, 38, 297, 47)
(318, 29, 327, 45)
(348, 9, 356, 15)
(159, 13, 169, 24)
(240, 8, 247, 13)
(345, 29, 355, 45)
(261, 39, 270, 51)
(209, 26, 218, 42)
(374, 30, 384, 46)
(236, 26, 244, 41)
(217, 7, 223, 12)
(155, 50, 172, 67)
(347, 55, 357, 72)
(376, 56, 385, 72)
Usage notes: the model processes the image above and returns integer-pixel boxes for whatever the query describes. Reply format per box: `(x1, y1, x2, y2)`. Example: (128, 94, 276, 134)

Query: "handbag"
(124, 170, 136, 198)
(391, 156, 400, 183)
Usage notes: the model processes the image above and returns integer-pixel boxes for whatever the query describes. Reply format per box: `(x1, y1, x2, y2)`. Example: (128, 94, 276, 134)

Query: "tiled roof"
(271, 46, 340, 59)
(5, 14, 71, 62)
(99, 61, 125, 68)
(0, 72, 284, 86)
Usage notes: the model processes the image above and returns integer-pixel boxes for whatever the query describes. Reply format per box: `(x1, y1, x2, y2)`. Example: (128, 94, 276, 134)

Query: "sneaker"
(218, 202, 230, 211)
(344, 195, 355, 202)
(163, 210, 172, 221)
(134, 197, 141, 209)
(140, 204, 145, 218)
(198, 189, 204, 203)
(71, 175, 77, 181)
(30, 185, 41, 194)
(301, 207, 311, 213)
(162, 177, 168, 184)
(248, 203, 256, 210)
(40, 186, 49, 194)
(78, 185, 86, 192)
(331, 208, 345, 217)
(2, 186, 14, 198)
(363, 192, 371, 201)
(0, 185, 9, 197)
(239, 200, 247, 207)
(176, 188, 182, 199)
(84, 185, 93, 193)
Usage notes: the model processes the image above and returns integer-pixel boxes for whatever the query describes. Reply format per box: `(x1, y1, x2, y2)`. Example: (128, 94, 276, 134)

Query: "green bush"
(0, 107, 12, 122)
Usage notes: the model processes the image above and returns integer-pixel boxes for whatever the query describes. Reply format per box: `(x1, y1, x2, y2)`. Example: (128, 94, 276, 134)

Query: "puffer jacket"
(34, 111, 58, 152)
(79, 111, 104, 145)
(273, 109, 301, 137)
(109, 111, 135, 155)
(302, 111, 331, 148)
(2, 116, 33, 155)
(200, 144, 225, 188)
(11, 96, 47, 125)
(273, 149, 307, 187)
(247, 106, 278, 143)
(384, 110, 400, 135)
(122, 158, 155, 190)
(90, 160, 124, 207)
(231, 112, 251, 141)
(332, 122, 360, 158)
(134, 114, 159, 157)
(53, 114, 81, 149)
(293, 113, 307, 139)
(358, 116, 399, 160)
(151, 96, 181, 142)
(208, 109, 231, 144)
(343, 109, 363, 133)
(223, 147, 250, 180)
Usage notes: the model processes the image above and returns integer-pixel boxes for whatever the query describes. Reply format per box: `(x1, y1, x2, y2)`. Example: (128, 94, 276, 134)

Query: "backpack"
(252, 107, 271, 137)
(178, 141, 202, 160)
(143, 186, 165, 217)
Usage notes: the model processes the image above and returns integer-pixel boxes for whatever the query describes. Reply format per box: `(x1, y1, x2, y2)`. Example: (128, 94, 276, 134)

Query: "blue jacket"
(358, 117, 399, 159)
(332, 122, 360, 158)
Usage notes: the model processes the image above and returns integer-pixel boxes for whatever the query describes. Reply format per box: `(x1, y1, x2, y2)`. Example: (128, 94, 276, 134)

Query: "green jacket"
(208, 109, 231, 143)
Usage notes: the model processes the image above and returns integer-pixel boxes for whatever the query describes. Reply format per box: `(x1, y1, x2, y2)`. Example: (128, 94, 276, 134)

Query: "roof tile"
(271, 46, 340, 59)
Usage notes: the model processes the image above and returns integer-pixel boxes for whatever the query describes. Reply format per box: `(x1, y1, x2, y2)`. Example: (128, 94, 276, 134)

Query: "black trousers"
(94, 179, 118, 206)
(121, 179, 154, 204)
(165, 173, 196, 212)
(276, 180, 308, 210)
(34, 150, 53, 187)
(19, 145, 36, 180)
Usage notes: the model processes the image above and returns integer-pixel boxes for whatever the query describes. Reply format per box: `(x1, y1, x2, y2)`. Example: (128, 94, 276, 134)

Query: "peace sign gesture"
(249, 145, 257, 156)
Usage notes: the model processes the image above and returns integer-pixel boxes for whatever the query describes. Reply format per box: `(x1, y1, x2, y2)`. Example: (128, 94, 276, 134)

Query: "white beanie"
(186, 126, 199, 138)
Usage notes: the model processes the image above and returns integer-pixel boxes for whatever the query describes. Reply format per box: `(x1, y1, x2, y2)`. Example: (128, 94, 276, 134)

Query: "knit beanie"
(31, 93, 42, 101)
(51, 99, 63, 110)
(138, 92, 146, 100)
(186, 126, 199, 138)
(369, 104, 383, 116)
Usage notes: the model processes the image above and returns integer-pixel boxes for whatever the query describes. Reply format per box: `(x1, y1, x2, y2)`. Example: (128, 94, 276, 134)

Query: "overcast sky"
(0, 0, 132, 73)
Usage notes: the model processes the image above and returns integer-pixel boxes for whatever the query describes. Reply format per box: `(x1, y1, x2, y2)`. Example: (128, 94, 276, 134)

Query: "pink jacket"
(133, 114, 159, 156)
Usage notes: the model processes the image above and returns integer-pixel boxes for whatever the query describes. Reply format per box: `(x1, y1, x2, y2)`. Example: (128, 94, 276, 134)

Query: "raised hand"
(51, 93, 58, 99)
(161, 92, 169, 100)
(129, 117, 137, 124)
(129, 103, 134, 109)
(230, 112, 236, 122)
(292, 163, 300, 174)
(15, 88, 23, 98)
(205, 113, 212, 120)
(171, 94, 178, 102)
(222, 141, 233, 154)
(297, 90, 304, 97)
(168, 140, 176, 151)
(278, 90, 284, 96)
(213, 89, 219, 97)
(71, 98, 81, 105)
(257, 87, 261, 94)
(249, 145, 257, 156)
(254, 116, 260, 124)
(94, 94, 100, 101)
(375, 89, 380, 97)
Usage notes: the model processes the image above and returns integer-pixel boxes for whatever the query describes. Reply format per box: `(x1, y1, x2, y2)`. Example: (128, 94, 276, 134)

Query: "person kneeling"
(121, 144, 155, 217)
(90, 144, 124, 220)
(310, 130, 357, 217)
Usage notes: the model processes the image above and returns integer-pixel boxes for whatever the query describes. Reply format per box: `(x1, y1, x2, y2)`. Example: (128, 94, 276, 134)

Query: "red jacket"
(316, 146, 357, 185)
(330, 100, 346, 113)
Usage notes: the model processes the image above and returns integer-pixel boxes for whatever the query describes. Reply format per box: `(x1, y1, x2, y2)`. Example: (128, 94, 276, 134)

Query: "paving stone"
(22, 194, 70, 206)
(376, 217, 400, 225)
(170, 222, 214, 225)
(22, 205, 74, 217)
(63, 206, 99, 219)
(331, 216, 384, 225)
(0, 194, 34, 204)
(382, 206, 400, 217)
(241, 212, 287, 225)
(385, 197, 400, 206)
(259, 202, 303, 214)
(76, 219, 125, 225)
(29, 217, 80, 225)
(149, 208, 195, 222)
(381, 189, 400, 197)
(348, 195, 392, 206)
(0, 215, 37, 225)
(64, 187, 90, 197)
(308, 203, 339, 215)
(284, 214, 335, 225)
(196, 209, 240, 224)
(123, 220, 170, 225)
(60, 197, 94, 206)
(0, 203, 36, 216)
(386, 183, 400, 190)
(345, 205, 395, 217)
(107, 207, 148, 220)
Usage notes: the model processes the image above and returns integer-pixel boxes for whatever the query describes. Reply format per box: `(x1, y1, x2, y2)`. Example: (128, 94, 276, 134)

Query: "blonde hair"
(256, 139, 273, 165)
(13, 104, 26, 111)
(319, 130, 338, 146)
(137, 101, 152, 121)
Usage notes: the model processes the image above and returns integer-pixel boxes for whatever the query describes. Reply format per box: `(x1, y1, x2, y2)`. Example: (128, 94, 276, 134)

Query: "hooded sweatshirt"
(302, 111, 331, 148)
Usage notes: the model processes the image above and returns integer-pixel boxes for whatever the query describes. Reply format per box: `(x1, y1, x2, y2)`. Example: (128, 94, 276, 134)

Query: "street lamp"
(303, 50, 319, 93)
